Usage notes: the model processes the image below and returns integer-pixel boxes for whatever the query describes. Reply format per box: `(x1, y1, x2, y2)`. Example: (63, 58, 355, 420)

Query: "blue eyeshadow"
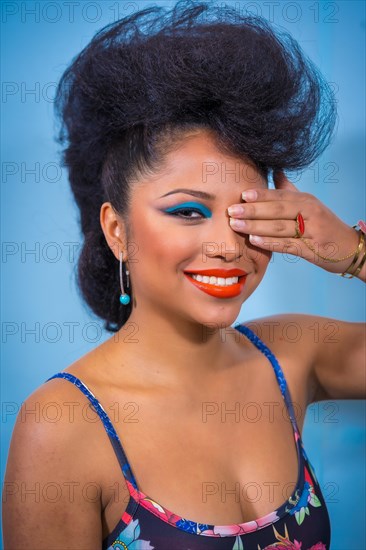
(164, 201, 212, 218)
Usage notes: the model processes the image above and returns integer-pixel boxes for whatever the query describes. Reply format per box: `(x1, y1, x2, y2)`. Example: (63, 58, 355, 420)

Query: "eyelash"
(166, 207, 207, 220)
(163, 202, 212, 220)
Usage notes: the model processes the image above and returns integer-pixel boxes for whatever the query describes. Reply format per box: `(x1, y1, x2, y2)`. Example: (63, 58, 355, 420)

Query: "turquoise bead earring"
(119, 251, 131, 305)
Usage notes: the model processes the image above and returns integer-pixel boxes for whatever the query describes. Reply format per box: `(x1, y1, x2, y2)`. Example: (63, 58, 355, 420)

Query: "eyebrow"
(158, 188, 215, 200)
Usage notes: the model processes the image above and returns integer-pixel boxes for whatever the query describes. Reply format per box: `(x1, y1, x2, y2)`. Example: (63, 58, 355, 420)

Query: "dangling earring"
(119, 251, 131, 305)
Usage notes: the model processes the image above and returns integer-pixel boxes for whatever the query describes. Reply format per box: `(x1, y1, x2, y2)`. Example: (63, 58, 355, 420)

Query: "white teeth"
(190, 274, 239, 286)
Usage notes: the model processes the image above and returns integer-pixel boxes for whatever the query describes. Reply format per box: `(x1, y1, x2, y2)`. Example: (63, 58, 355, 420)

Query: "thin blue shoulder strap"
(45, 372, 139, 490)
(234, 323, 300, 432)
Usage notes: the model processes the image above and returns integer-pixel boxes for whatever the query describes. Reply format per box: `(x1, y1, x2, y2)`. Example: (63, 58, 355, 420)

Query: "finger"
(229, 218, 304, 237)
(273, 170, 299, 192)
(241, 187, 305, 203)
(228, 200, 302, 221)
(248, 234, 305, 257)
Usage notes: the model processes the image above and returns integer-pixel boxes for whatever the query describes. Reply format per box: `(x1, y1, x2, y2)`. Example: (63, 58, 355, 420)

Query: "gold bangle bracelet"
(340, 230, 365, 278)
(353, 249, 366, 278)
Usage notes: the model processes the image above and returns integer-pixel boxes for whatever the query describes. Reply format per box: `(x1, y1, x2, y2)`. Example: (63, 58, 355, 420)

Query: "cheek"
(244, 239, 272, 269)
(257, 249, 272, 272)
(261, 249, 273, 265)
(129, 214, 197, 269)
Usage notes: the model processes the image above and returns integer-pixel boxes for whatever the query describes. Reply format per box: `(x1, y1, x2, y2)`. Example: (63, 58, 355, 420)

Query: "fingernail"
(227, 205, 244, 216)
(242, 190, 257, 201)
(229, 218, 246, 229)
(249, 234, 262, 244)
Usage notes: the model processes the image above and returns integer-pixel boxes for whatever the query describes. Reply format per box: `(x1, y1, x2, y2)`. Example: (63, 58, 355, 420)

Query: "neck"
(105, 305, 242, 389)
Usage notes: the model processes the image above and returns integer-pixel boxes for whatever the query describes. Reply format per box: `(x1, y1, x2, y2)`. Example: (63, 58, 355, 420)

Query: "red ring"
(296, 213, 305, 236)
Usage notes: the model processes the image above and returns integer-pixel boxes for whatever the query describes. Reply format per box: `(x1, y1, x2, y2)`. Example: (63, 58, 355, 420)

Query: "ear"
(99, 202, 128, 261)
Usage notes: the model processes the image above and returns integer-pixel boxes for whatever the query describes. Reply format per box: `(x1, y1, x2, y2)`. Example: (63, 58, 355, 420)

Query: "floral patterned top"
(46, 323, 331, 549)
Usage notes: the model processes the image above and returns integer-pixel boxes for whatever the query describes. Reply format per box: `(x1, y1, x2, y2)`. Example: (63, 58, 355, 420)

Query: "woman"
(3, 1, 365, 548)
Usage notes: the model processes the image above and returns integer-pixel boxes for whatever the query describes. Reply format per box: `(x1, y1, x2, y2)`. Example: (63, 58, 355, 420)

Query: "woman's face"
(115, 130, 271, 327)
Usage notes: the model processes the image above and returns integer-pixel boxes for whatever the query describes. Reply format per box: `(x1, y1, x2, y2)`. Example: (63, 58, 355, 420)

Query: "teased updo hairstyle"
(55, 0, 337, 333)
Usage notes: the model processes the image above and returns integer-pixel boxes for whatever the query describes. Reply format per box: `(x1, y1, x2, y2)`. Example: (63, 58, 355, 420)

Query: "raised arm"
(227, 171, 366, 281)
(227, 172, 365, 400)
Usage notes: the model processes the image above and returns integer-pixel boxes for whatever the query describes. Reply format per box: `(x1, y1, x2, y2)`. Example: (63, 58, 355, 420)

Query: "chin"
(190, 304, 242, 330)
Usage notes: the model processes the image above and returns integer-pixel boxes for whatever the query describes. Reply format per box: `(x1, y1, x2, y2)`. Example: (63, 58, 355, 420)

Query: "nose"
(202, 211, 244, 263)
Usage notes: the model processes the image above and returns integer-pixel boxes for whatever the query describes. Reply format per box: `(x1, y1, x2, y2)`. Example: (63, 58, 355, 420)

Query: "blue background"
(1, 0, 365, 547)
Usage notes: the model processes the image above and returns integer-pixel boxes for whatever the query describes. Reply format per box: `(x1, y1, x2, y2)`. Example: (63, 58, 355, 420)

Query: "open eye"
(167, 207, 205, 219)
(163, 201, 212, 220)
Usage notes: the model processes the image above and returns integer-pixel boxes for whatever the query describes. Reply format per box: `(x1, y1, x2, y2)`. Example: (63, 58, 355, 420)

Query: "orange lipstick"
(183, 268, 248, 299)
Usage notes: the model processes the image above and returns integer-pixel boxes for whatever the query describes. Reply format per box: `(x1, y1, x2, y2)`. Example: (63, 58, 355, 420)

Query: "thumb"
(273, 170, 299, 192)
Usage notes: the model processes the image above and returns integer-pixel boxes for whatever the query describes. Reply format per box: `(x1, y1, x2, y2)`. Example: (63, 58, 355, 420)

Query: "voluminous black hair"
(55, 0, 337, 333)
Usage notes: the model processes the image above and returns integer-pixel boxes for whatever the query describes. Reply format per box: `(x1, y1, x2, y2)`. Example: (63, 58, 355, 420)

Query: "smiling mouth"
(183, 272, 248, 298)
(186, 273, 244, 287)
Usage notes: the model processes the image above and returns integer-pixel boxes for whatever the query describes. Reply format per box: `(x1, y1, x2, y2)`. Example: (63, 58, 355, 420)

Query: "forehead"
(137, 130, 267, 191)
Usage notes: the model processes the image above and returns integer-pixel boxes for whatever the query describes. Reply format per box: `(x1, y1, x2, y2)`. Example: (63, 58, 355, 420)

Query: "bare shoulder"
(247, 313, 366, 402)
(246, 312, 341, 354)
(6, 374, 96, 456)
(241, 313, 341, 404)
(2, 368, 108, 549)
